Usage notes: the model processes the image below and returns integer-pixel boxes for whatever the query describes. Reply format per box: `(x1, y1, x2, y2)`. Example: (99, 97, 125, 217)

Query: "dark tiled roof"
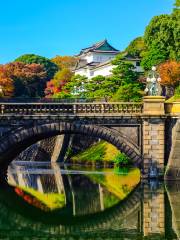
(121, 52, 141, 61)
(74, 59, 100, 70)
(77, 39, 119, 56)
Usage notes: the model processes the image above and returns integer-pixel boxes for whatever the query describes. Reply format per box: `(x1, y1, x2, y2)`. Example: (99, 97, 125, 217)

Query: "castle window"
(90, 71, 94, 76)
(136, 61, 140, 67)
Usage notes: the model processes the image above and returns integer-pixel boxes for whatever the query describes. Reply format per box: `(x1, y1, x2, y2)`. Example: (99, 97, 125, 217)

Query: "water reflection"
(0, 162, 179, 239)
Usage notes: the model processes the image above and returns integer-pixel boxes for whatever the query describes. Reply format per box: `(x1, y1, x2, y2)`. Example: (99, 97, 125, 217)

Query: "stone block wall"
(165, 119, 180, 180)
(143, 118, 165, 177)
(143, 185, 165, 236)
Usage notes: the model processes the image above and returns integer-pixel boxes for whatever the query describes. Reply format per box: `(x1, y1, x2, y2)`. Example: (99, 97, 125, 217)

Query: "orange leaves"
(0, 62, 47, 97)
(158, 61, 180, 87)
(51, 56, 78, 70)
(5, 62, 46, 83)
(0, 65, 14, 97)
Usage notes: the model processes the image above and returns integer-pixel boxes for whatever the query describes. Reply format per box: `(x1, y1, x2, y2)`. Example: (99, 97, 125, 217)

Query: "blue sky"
(0, 0, 174, 63)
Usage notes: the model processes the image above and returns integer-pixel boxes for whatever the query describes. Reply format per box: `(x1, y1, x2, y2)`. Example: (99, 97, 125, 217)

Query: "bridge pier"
(165, 119, 180, 180)
(143, 97, 166, 178)
(143, 183, 165, 237)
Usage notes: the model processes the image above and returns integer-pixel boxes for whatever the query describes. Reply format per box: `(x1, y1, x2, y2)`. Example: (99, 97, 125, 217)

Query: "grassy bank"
(88, 168, 140, 203)
(71, 140, 120, 163)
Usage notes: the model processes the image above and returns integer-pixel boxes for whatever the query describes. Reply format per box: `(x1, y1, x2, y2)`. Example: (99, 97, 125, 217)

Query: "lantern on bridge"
(145, 66, 162, 96)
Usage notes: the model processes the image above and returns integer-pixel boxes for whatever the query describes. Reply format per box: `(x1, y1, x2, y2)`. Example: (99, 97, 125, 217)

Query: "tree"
(125, 37, 145, 57)
(0, 65, 14, 97)
(141, 44, 168, 71)
(0, 62, 46, 97)
(141, 12, 180, 70)
(174, 85, 180, 99)
(111, 56, 144, 101)
(158, 61, 180, 95)
(62, 74, 88, 98)
(45, 68, 73, 97)
(111, 55, 140, 84)
(112, 83, 143, 102)
(84, 75, 113, 100)
(14, 54, 58, 80)
(52, 91, 73, 99)
(83, 57, 143, 101)
(51, 56, 78, 70)
(175, 0, 180, 7)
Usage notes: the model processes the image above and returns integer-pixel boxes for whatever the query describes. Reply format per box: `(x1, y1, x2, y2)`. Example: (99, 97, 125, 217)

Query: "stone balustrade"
(0, 102, 143, 116)
(0, 100, 179, 116)
(165, 101, 180, 116)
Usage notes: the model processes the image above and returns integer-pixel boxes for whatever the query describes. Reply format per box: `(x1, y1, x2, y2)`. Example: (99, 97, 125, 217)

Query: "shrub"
(113, 153, 131, 166)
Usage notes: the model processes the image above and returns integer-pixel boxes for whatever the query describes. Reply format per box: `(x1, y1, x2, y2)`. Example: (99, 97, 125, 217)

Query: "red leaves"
(45, 68, 73, 97)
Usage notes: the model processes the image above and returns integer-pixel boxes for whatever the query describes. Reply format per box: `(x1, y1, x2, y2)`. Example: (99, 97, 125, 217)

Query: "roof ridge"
(93, 39, 107, 48)
(77, 39, 119, 56)
(81, 39, 106, 51)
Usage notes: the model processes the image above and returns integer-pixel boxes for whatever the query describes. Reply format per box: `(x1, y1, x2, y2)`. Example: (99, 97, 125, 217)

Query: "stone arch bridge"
(0, 97, 179, 178)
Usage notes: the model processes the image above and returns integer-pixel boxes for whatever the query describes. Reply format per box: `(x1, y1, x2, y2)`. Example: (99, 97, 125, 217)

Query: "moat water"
(0, 161, 179, 240)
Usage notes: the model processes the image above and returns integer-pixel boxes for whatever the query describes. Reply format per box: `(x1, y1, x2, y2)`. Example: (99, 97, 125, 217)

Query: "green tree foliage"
(52, 91, 73, 99)
(62, 74, 88, 98)
(111, 56, 140, 84)
(84, 57, 144, 101)
(141, 44, 168, 71)
(113, 153, 131, 166)
(125, 37, 145, 57)
(142, 11, 180, 70)
(84, 75, 114, 101)
(15, 54, 58, 80)
(110, 56, 144, 101)
(55, 57, 144, 102)
(112, 83, 143, 102)
(175, 85, 180, 97)
(175, 0, 180, 7)
(49, 74, 88, 99)
(82, 59, 143, 101)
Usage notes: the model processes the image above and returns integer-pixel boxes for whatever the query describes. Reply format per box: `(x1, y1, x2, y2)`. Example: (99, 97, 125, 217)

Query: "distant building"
(74, 39, 143, 78)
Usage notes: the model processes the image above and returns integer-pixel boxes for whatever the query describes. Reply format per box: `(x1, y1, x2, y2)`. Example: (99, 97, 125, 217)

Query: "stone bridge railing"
(0, 102, 143, 116)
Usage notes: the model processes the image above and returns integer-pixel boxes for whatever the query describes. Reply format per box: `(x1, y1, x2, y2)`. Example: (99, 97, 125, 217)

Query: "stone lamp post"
(143, 66, 165, 115)
(143, 66, 166, 179)
(144, 66, 162, 96)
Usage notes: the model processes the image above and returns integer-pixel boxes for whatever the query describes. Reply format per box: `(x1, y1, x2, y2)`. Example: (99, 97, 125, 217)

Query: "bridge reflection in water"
(0, 163, 179, 240)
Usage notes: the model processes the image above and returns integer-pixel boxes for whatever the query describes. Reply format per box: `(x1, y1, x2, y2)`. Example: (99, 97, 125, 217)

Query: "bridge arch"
(0, 122, 142, 167)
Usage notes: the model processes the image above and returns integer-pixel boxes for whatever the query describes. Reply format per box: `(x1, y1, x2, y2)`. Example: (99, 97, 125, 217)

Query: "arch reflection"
(0, 162, 178, 239)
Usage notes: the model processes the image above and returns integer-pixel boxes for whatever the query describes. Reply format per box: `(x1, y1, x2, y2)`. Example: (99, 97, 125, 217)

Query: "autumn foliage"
(45, 68, 73, 97)
(51, 56, 78, 70)
(0, 65, 14, 97)
(0, 62, 47, 97)
(158, 61, 180, 87)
